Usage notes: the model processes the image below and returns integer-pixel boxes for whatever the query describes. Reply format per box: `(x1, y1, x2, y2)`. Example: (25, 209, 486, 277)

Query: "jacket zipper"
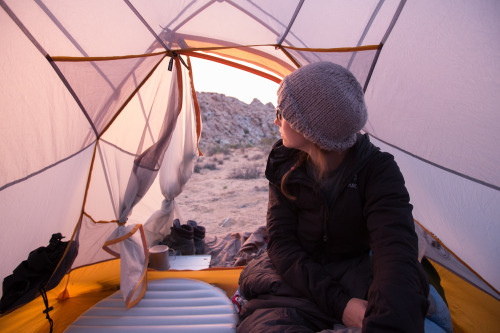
(322, 193, 329, 242)
(320, 173, 360, 243)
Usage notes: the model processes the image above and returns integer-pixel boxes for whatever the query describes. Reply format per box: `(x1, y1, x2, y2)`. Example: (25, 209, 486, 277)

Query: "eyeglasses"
(276, 108, 283, 122)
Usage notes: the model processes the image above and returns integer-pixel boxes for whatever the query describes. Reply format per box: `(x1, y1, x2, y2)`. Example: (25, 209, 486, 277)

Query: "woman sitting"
(236, 62, 438, 332)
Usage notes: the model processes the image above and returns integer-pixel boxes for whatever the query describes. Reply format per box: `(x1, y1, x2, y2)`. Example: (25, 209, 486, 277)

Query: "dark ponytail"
(281, 144, 336, 199)
(281, 151, 308, 200)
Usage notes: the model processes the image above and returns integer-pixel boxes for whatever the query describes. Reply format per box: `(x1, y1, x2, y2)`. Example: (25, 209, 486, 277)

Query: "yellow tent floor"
(0, 259, 498, 333)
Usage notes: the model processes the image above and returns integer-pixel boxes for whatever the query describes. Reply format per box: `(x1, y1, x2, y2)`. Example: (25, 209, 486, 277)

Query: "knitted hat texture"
(277, 62, 367, 151)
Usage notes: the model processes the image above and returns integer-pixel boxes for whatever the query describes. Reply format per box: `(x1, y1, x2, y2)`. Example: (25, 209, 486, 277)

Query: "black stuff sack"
(0, 233, 78, 315)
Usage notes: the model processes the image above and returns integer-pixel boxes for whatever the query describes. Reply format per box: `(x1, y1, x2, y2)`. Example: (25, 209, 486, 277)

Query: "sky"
(190, 57, 279, 106)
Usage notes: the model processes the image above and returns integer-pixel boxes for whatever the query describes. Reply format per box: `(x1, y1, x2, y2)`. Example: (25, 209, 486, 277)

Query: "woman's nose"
(274, 118, 281, 126)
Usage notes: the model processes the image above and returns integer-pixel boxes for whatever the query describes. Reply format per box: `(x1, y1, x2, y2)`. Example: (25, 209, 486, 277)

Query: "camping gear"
(188, 220, 207, 255)
(160, 219, 196, 255)
(148, 245, 174, 271)
(0, 233, 76, 315)
(0, 0, 499, 332)
(65, 278, 237, 332)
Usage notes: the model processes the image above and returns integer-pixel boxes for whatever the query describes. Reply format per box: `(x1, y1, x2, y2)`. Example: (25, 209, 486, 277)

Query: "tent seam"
(0, 142, 96, 192)
(415, 219, 500, 299)
(99, 54, 169, 138)
(368, 133, 500, 191)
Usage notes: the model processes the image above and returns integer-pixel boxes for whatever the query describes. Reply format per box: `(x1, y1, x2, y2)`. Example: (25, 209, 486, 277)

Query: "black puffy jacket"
(264, 134, 429, 332)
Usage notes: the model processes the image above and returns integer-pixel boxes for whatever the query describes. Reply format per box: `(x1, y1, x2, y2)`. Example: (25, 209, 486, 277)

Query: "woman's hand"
(342, 298, 368, 328)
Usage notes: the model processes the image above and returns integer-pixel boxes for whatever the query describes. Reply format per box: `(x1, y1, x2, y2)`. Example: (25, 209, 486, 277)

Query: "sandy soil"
(174, 146, 271, 238)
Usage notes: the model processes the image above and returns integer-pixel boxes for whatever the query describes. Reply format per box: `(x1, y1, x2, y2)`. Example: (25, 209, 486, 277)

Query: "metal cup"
(149, 244, 173, 271)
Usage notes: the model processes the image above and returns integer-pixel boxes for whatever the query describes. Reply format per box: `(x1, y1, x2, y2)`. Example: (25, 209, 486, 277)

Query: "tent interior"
(0, 0, 499, 332)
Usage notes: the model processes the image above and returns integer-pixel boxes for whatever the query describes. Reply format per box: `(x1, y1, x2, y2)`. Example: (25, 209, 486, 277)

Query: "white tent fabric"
(0, 0, 499, 312)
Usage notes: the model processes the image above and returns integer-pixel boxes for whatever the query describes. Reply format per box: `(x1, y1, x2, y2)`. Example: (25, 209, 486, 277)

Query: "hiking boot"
(187, 220, 206, 255)
(160, 219, 195, 255)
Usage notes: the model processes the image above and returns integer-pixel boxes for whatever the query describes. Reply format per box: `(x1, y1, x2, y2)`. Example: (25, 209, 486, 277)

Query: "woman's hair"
(281, 145, 328, 200)
(281, 151, 307, 200)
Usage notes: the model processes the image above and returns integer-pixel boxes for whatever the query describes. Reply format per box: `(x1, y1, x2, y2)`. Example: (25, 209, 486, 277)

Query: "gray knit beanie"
(277, 62, 367, 151)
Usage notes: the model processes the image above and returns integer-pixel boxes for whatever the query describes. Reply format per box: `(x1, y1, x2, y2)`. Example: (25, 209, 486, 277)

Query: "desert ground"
(174, 145, 272, 239)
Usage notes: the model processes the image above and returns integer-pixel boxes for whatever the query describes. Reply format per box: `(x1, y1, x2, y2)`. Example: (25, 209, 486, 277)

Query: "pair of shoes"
(187, 220, 206, 255)
(160, 219, 205, 255)
(160, 219, 195, 255)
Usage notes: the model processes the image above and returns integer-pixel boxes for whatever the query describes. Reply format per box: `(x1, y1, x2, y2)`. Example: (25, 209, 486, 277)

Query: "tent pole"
(381, 0, 407, 45)
(276, 0, 304, 46)
(0, 0, 47, 56)
(347, 0, 385, 70)
(123, 0, 170, 52)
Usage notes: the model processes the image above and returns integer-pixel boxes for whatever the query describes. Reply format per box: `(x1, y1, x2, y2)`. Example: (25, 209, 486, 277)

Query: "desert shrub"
(254, 185, 268, 192)
(194, 162, 217, 173)
(248, 153, 263, 161)
(203, 163, 217, 170)
(260, 137, 277, 147)
(207, 144, 231, 156)
(229, 164, 261, 179)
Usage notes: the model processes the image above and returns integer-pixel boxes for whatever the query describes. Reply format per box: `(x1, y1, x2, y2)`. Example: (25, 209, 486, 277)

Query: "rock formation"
(196, 92, 280, 151)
